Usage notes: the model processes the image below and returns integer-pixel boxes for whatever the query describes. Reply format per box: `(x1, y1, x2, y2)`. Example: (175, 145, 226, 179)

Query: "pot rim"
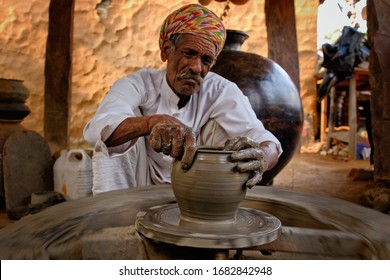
(197, 145, 233, 153)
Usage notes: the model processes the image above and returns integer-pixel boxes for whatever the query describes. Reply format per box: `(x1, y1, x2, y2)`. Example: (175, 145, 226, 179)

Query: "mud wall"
(0, 0, 318, 151)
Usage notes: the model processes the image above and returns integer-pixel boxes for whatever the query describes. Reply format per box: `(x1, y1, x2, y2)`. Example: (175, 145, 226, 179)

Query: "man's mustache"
(177, 71, 203, 84)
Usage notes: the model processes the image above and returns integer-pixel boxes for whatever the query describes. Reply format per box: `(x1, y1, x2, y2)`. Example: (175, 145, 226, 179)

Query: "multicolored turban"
(159, 4, 226, 56)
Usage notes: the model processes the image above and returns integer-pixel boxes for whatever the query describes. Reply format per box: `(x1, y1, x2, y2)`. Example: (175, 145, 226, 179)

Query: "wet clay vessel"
(171, 146, 247, 225)
(135, 147, 282, 249)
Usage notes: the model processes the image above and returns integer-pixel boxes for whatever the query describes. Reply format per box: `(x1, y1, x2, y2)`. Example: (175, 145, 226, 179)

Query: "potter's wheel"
(135, 203, 282, 249)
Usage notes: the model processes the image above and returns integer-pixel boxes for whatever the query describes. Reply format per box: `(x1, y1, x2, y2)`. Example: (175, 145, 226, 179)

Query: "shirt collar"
(161, 72, 180, 105)
(161, 72, 192, 110)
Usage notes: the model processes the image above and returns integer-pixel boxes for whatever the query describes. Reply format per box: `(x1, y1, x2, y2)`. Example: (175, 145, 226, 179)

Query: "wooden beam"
(367, 0, 390, 181)
(44, 0, 75, 151)
(265, 0, 300, 91)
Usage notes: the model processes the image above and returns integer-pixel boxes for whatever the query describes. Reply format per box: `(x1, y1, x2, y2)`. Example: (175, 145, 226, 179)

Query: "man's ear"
(160, 39, 172, 62)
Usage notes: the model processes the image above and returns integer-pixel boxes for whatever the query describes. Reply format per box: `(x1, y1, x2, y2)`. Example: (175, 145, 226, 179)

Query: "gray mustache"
(177, 71, 203, 84)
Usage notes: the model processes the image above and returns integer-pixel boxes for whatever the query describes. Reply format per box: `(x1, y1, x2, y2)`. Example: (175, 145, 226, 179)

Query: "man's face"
(162, 33, 217, 97)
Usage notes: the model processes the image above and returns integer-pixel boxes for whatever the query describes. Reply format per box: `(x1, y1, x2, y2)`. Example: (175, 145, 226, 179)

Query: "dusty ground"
(272, 151, 373, 204)
(0, 151, 374, 229)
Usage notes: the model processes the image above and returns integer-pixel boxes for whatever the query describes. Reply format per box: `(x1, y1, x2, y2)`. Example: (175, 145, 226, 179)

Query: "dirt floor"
(272, 151, 373, 204)
(0, 151, 374, 229)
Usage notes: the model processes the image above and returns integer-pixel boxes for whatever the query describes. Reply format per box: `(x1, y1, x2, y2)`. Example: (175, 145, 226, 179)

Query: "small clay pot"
(0, 79, 30, 121)
(171, 146, 249, 225)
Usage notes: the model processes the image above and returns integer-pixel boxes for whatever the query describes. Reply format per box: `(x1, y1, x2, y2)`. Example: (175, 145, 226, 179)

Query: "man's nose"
(188, 56, 202, 74)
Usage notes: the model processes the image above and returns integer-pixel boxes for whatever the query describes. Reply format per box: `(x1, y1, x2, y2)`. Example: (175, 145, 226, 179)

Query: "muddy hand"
(148, 115, 197, 170)
(223, 136, 268, 188)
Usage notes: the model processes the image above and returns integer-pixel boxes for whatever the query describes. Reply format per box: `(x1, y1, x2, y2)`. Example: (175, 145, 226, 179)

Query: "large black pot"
(211, 30, 303, 185)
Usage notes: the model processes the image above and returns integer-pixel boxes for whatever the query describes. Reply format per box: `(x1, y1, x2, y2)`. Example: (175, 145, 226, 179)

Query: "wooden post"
(348, 76, 357, 160)
(320, 94, 328, 143)
(367, 0, 390, 181)
(265, 0, 300, 91)
(325, 87, 336, 151)
(44, 0, 75, 151)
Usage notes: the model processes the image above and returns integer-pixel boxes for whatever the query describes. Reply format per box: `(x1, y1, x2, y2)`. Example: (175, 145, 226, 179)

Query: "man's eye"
(203, 57, 213, 66)
(183, 51, 194, 57)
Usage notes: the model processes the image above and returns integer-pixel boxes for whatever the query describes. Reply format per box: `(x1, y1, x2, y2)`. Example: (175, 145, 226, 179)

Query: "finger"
(223, 138, 237, 150)
(224, 136, 246, 151)
(230, 148, 265, 161)
(224, 136, 258, 151)
(171, 126, 184, 158)
(246, 170, 263, 188)
(161, 126, 172, 155)
(162, 143, 172, 155)
(150, 126, 162, 152)
(236, 160, 265, 172)
(180, 128, 197, 170)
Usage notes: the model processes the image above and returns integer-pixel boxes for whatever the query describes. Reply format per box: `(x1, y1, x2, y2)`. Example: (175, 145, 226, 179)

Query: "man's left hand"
(223, 137, 279, 188)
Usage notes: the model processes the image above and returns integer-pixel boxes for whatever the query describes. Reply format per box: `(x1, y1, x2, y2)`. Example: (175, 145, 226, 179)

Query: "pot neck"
(223, 29, 249, 51)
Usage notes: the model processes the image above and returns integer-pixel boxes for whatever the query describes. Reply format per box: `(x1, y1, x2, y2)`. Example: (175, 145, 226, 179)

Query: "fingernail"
(181, 162, 188, 170)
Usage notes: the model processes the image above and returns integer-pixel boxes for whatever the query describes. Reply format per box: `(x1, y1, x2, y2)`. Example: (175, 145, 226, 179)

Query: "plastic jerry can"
(53, 149, 93, 199)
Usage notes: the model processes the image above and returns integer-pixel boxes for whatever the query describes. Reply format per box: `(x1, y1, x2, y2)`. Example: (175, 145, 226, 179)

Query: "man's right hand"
(105, 114, 197, 170)
(147, 115, 197, 170)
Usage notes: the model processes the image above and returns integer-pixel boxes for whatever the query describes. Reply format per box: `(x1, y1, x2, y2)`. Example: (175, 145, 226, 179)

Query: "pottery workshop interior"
(1, 0, 390, 263)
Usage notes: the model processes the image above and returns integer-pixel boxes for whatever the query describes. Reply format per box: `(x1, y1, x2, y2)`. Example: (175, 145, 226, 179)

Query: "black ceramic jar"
(211, 30, 304, 185)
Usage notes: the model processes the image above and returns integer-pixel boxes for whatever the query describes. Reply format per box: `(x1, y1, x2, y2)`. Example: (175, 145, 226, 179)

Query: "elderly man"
(84, 4, 282, 194)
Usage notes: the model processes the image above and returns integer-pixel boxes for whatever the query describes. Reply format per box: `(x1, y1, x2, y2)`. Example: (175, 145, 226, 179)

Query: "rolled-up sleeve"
(83, 74, 145, 155)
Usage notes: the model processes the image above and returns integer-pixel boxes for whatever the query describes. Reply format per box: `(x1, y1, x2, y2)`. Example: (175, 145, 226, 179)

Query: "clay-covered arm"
(105, 114, 197, 170)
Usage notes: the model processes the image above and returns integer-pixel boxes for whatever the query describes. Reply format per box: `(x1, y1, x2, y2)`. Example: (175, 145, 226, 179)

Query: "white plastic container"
(53, 149, 93, 200)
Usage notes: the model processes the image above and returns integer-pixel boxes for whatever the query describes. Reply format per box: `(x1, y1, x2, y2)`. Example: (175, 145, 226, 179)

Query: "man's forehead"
(176, 34, 217, 56)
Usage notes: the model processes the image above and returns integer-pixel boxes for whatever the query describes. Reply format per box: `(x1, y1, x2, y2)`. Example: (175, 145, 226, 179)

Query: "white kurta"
(84, 68, 282, 193)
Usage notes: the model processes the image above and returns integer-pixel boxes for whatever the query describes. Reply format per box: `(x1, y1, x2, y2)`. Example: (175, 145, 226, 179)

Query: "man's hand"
(223, 136, 279, 188)
(148, 115, 197, 170)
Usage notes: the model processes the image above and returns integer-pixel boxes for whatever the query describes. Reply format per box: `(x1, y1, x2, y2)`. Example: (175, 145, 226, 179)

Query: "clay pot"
(211, 29, 304, 185)
(0, 78, 30, 205)
(171, 146, 249, 225)
(0, 78, 30, 121)
(0, 78, 30, 147)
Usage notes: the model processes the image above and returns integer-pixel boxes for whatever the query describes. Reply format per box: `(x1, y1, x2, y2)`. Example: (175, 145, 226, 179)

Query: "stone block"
(81, 225, 146, 259)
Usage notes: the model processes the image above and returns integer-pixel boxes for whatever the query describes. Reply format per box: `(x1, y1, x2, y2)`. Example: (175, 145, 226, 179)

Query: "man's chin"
(179, 84, 200, 95)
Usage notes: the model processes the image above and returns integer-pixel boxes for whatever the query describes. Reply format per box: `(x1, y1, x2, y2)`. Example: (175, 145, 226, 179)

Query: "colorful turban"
(159, 4, 226, 56)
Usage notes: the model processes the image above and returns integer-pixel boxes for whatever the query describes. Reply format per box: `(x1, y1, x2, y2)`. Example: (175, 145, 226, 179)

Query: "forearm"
(105, 116, 150, 147)
(104, 114, 180, 147)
